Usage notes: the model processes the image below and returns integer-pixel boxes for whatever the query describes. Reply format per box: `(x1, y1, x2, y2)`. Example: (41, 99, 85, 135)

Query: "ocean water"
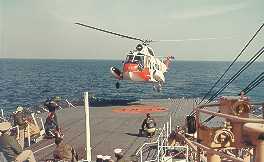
(0, 59, 263, 112)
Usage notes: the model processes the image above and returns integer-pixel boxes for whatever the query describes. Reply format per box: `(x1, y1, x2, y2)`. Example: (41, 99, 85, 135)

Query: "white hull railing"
(23, 113, 45, 147)
(160, 145, 189, 162)
(31, 113, 45, 136)
(0, 108, 7, 122)
(65, 99, 77, 109)
(136, 114, 189, 162)
(1, 109, 4, 118)
(136, 124, 166, 162)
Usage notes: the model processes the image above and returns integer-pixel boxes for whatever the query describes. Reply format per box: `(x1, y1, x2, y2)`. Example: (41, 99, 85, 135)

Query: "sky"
(0, 0, 263, 61)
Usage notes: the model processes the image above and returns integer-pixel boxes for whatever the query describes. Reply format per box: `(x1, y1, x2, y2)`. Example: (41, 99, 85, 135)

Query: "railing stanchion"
(84, 92, 91, 161)
(27, 124, 30, 147)
(166, 122, 169, 140)
(187, 145, 189, 162)
(40, 118, 44, 130)
(1, 109, 4, 118)
(169, 115, 172, 134)
(157, 137, 160, 162)
(31, 113, 40, 130)
(140, 149, 143, 162)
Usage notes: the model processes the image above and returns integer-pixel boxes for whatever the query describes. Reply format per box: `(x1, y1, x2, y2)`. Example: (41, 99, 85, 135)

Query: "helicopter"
(75, 22, 175, 92)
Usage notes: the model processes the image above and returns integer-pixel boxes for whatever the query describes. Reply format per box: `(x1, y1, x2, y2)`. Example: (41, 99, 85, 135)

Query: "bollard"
(27, 124, 30, 147)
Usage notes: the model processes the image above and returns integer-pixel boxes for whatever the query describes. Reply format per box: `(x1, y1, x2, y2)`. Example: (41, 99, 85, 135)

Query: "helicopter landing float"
(75, 23, 174, 92)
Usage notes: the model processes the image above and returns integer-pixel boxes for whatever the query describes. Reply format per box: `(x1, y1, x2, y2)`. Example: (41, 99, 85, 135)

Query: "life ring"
(231, 100, 251, 116)
(213, 129, 234, 145)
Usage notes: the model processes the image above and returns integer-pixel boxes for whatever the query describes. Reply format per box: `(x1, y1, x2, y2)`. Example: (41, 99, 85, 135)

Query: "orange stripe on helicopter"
(123, 63, 151, 81)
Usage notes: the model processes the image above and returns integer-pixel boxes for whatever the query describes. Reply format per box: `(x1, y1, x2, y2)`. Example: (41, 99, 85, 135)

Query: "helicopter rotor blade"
(75, 22, 145, 42)
(153, 37, 232, 43)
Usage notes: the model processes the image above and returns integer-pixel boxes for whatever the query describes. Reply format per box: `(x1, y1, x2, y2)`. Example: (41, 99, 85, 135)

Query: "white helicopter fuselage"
(111, 44, 171, 85)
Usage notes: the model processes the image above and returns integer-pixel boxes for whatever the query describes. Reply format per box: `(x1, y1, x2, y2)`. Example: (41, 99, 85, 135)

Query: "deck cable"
(205, 46, 264, 104)
(202, 46, 264, 123)
(189, 44, 264, 117)
(198, 23, 264, 105)
(242, 72, 264, 94)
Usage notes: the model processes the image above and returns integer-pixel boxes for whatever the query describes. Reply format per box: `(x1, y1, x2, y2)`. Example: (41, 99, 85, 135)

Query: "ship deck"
(29, 98, 198, 161)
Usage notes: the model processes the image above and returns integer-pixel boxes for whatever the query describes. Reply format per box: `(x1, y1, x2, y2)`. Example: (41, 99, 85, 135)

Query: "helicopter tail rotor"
(152, 37, 232, 43)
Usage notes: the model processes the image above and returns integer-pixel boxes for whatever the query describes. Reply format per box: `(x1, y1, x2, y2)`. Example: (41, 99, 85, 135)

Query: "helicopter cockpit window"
(126, 55, 134, 63)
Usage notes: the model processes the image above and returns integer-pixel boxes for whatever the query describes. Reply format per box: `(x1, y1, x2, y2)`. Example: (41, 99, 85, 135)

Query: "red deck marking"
(112, 105, 168, 113)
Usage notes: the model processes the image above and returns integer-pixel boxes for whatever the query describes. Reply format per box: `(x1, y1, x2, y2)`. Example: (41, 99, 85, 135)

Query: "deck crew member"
(53, 137, 78, 162)
(0, 122, 36, 162)
(114, 148, 126, 162)
(141, 113, 157, 138)
(44, 96, 61, 129)
(13, 106, 28, 149)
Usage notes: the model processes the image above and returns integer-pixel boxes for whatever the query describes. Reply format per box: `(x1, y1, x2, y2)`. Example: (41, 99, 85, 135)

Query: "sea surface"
(0, 59, 263, 113)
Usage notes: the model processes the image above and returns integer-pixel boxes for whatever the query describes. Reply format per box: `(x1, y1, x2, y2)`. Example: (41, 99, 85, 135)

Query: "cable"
(245, 78, 264, 94)
(243, 73, 264, 94)
(242, 72, 264, 93)
(202, 46, 264, 123)
(206, 46, 264, 103)
(203, 73, 264, 123)
(189, 46, 264, 116)
(198, 23, 264, 105)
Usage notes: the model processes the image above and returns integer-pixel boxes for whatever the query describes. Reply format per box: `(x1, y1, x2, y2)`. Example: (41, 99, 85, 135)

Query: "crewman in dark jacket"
(13, 106, 27, 149)
(141, 113, 157, 138)
(44, 96, 61, 129)
(0, 122, 36, 162)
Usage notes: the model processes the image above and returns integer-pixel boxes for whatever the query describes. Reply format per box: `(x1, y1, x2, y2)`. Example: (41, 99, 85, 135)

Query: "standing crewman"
(44, 96, 61, 130)
(13, 106, 27, 149)
(141, 113, 157, 138)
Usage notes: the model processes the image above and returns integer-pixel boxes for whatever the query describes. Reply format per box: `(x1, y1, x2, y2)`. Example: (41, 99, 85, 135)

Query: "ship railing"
(157, 123, 189, 162)
(65, 99, 77, 109)
(0, 108, 7, 122)
(136, 115, 189, 162)
(23, 112, 45, 147)
(136, 122, 167, 162)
